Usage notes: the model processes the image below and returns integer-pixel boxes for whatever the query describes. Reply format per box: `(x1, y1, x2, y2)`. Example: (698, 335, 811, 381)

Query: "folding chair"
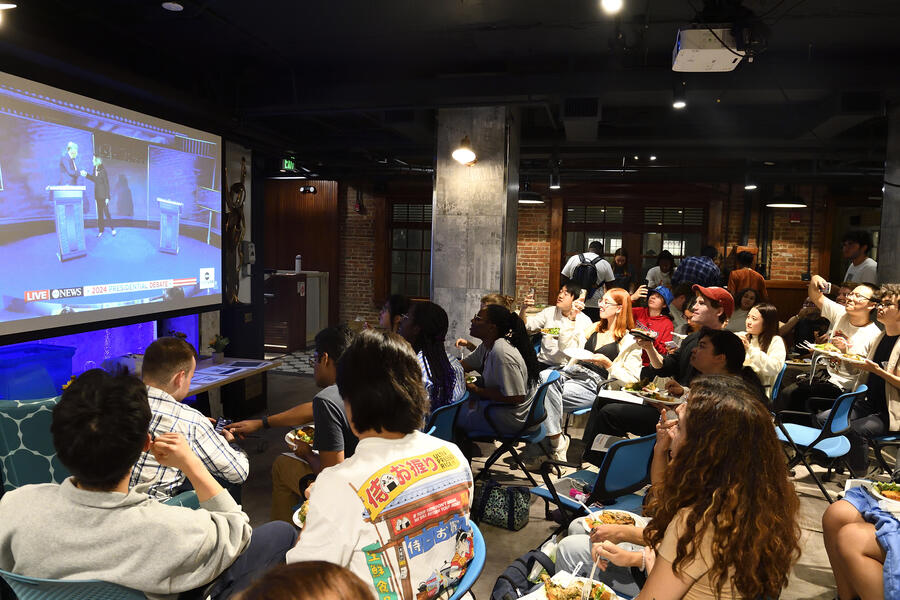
(0, 569, 145, 600)
(529, 433, 656, 536)
(467, 371, 560, 487)
(776, 384, 867, 503)
(769, 364, 787, 404)
(869, 433, 900, 480)
(447, 522, 486, 600)
(424, 393, 467, 442)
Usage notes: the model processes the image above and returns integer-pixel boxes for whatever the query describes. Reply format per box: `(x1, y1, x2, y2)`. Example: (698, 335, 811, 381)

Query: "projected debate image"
(0, 71, 223, 337)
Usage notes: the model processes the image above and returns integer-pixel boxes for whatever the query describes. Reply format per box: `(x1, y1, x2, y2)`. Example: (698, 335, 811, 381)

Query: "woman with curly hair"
(558, 375, 800, 599)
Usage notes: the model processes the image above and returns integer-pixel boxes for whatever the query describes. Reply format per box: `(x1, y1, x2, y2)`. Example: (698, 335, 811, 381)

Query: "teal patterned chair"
(0, 397, 69, 495)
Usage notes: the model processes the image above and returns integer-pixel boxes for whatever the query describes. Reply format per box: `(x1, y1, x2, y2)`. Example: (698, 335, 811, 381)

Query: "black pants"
(814, 403, 888, 475)
(95, 197, 113, 232)
(778, 379, 843, 417)
(581, 396, 659, 464)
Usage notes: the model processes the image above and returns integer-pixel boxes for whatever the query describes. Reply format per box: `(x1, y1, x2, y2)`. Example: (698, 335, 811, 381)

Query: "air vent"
(392, 203, 432, 223)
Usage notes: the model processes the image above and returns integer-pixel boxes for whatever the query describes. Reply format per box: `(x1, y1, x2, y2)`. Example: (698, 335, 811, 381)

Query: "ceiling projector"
(672, 26, 746, 72)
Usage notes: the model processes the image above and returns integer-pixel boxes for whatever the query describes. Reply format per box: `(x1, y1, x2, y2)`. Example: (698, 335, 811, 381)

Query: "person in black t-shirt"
(815, 283, 900, 477)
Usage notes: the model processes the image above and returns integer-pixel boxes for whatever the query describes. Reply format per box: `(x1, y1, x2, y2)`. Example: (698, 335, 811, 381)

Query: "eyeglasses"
(598, 300, 621, 307)
(847, 292, 873, 302)
(307, 352, 320, 368)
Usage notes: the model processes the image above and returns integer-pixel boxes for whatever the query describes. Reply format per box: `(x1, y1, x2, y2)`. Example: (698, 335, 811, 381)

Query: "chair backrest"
(770, 364, 787, 402)
(0, 569, 145, 600)
(0, 397, 69, 494)
(424, 393, 468, 443)
(589, 433, 656, 503)
(824, 384, 868, 436)
(447, 522, 486, 600)
(162, 490, 200, 509)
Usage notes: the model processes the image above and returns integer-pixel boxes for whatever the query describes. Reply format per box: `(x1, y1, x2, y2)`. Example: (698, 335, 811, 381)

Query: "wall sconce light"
(600, 0, 623, 15)
(299, 185, 317, 194)
(672, 79, 687, 109)
(451, 135, 477, 166)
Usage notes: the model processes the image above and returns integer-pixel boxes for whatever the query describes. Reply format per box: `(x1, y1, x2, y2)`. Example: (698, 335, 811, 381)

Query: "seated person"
(454, 293, 516, 353)
(0, 370, 295, 599)
(526, 288, 642, 467)
(631, 285, 675, 365)
(557, 376, 800, 600)
(725, 288, 760, 332)
(780, 276, 880, 413)
(457, 304, 541, 445)
(739, 302, 787, 391)
(398, 301, 466, 413)
(131, 336, 248, 499)
(579, 287, 733, 449)
(645, 250, 675, 289)
(286, 330, 474, 599)
(814, 283, 900, 478)
(519, 283, 593, 369)
(779, 297, 830, 353)
(236, 562, 372, 600)
(379, 294, 410, 333)
(668, 283, 694, 334)
(230, 326, 358, 523)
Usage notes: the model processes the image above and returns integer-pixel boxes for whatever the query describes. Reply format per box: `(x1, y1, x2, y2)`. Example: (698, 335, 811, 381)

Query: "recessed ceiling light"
(161, 2, 184, 11)
(649, 155, 657, 161)
(672, 100, 687, 110)
(763, 161, 775, 166)
(601, 0, 624, 15)
(633, 155, 639, 160)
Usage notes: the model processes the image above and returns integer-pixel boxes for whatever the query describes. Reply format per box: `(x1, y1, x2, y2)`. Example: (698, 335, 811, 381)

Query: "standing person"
(398, 301, 466, 413)
(286, 330, 474, 600)
(814, 284, 900, 478)
(0, 370, 295, 600)
(561, 240, 615, 322)
(457, 304, 541, 441)
(379, 294, 410, 333)
(631, 286, 675, 364)
(58, 141, 82, 185)
(727, 251, 767, 299)
(609, 248, 635, 292)
(780, 276, 881, 413)
(83, 156, 116, 237)
(842, 231, 878, 284)
(671, 246, 721, 288)
(725, 288, 760, 332)
(131, 337, 249, 500)
(519, 283, 592, 369)
(645, 250, 675, 289)
(227, 326, 357, 523)
(739, 302, 787, 391)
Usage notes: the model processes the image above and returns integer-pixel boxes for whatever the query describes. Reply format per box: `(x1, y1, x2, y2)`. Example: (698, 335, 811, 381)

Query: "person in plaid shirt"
(129, 337, 249, 499)
(672, 246, 722, 288)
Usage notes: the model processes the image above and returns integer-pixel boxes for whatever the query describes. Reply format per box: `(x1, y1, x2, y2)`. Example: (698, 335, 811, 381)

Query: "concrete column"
(432, 106, 520, 346)
(881, 103, 900, 283)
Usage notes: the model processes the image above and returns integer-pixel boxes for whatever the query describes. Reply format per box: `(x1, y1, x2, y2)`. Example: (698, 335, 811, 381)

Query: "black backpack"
(491, 549, 556, 600)
(571, 254, 603, 295)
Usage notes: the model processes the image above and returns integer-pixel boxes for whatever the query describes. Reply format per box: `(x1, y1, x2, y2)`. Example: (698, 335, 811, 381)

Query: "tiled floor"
(239, 372, 847, 599)
(266, 350, 315, 377)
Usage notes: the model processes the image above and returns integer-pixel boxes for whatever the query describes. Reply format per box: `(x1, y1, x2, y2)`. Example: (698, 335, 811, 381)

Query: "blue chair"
(562, 378, 614, 435)
(769, 364, 788, 404)
(530, 433, 656, 534)
(162, 490, 200, 509)
(467, 371, 560, 487)
(425, 393, 468, 443)
(0, 569, 145, 600)
(447, 522, 486, 600)
(776, 385, 867, 503)
(0, 397, 69, 496)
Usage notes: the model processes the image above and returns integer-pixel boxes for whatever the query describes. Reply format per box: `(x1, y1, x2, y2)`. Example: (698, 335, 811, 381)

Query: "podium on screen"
(46, 185, 87, 262)
(157, 197, 184, 255)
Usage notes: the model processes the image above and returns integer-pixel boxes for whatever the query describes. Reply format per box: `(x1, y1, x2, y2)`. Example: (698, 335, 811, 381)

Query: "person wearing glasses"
(813, 284, 900, 478)
(779, 276, 881, 415)
(841, 231, 878, 284)
(227, 326, 358, 523)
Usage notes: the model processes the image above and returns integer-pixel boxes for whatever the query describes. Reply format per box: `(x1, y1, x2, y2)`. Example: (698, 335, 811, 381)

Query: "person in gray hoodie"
(0, 370, 295, 600)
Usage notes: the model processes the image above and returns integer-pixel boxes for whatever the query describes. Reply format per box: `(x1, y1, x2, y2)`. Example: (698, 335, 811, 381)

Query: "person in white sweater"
(739, 302, 787, 393)
(0, 370, 295, 600)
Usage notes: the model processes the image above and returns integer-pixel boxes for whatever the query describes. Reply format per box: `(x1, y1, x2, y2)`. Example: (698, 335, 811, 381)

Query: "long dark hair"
(749, 302, 779, 353)
(484, 304, 540, 387)
(408, 302, 457, 412)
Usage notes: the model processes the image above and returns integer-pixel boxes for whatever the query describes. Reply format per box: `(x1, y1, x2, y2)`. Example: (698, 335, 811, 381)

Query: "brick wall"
(515, 204, 553, 303)
(338, 185, 381, 325)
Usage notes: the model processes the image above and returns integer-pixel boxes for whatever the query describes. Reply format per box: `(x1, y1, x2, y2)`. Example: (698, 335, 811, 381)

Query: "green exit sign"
(281, 158, 295, 171)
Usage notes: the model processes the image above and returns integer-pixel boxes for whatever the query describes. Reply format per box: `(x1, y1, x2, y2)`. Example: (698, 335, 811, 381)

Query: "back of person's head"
(385, 294, 411, 321)
(671, 282, 693, 301)
(643, 375, 800, 599)
(235, 561, 372, 600)
(736, 251, 754, 267)
(314, 325, 354, 362)
(52, 370, 150, 490)
(699, 327, 745, 374)
(588, 240, 603, 254)
(407, 301, 456, 411)
(562, 282, 583, 299)
(480, 293, 515, 310)
(700, 245, 718, 259)
(336, 329, 427, 434)
(142, 336, 196, 384)
(484, 303, 541, 386)
(842, 230, 872, 254)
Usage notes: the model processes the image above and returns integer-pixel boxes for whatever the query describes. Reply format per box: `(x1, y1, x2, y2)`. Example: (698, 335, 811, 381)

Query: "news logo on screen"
(199, 268, 217, 290)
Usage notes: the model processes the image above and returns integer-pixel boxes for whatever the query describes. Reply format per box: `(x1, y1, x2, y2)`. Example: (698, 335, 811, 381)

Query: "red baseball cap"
(692, 285, 735, 318)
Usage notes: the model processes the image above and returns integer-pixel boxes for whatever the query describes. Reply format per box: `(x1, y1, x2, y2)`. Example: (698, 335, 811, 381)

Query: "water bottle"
(295, 255, 302, 273)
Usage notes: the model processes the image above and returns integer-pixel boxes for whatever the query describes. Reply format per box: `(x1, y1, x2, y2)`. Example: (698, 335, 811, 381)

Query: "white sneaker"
(97, 231, 103, 238)
(550, 434, 570, 462)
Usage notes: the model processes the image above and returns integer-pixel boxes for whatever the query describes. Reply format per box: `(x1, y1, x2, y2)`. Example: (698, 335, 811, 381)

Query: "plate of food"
(837, 353, 868, 365)
(622, 381, 683, 407)
(581, 509, 648, 552)
(563, 348, 597, 361)
(785, 357, 812, 367)
(541, 327, 561, 337)
(872, 482, 900, 507)
(292, 500, 309, 528)
(629, 326, 658, 342)
(520, 572, 618, 600)
(285, 425, 315, 450)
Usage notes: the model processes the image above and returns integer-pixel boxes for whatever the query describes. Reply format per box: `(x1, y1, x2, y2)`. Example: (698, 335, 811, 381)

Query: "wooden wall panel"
(263, 179, 340, 325)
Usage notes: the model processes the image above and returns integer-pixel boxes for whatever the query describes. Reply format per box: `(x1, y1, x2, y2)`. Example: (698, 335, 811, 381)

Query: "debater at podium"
(58, 141, 83, 185)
